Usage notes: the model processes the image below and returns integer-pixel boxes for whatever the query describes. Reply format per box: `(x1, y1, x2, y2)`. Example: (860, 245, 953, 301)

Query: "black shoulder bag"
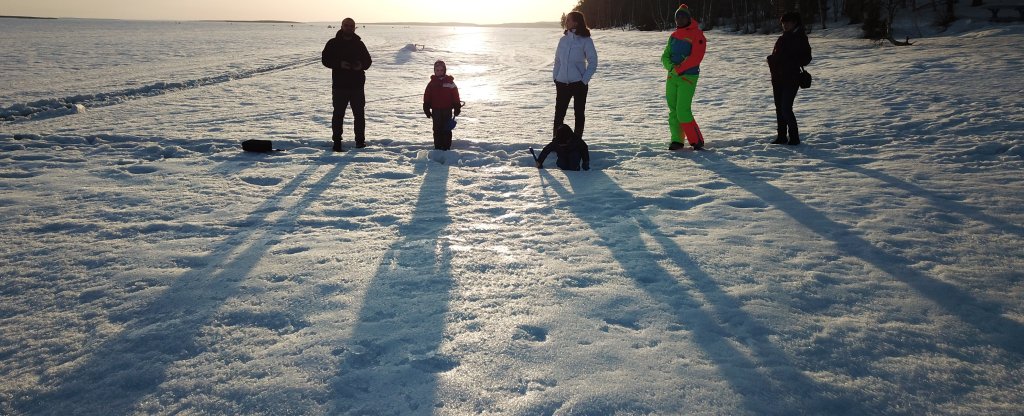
(798, 67, 812, 89)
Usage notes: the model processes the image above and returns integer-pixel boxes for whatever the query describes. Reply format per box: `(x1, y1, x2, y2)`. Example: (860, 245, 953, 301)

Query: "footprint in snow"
(561, 275, 603, 288)
(411, 355, 460, 373)
(273, 246, 310, 255)
(513, 325, 548, 342)
(698, 181, 731, 190)
(726, 198, 769, 209)
(602, 317, 642, 331)
(241, 176, 283, 186)
(125, 165, 158, 174)
(666, 189, 703, 198)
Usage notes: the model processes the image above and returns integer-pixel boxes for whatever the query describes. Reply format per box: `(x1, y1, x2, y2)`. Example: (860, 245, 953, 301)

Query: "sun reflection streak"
(433, 27, 502, 103)
(442, 26, 492, 55)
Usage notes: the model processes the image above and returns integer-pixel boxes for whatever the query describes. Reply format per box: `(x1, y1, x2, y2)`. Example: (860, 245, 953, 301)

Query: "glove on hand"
(423, 103, 432, 118)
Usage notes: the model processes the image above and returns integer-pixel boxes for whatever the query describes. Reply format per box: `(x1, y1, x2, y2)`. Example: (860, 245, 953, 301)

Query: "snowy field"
(1, 16, 1023, 415)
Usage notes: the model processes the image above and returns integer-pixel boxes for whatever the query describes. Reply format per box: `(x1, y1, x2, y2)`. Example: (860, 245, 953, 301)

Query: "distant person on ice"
(552, 11, 598, 140)
(423, 60, 462, 151)
(322, 17, 372, 151)
(536, 124, 590, 171)
(767, 11, 812, 146)
(661, 4, 707, 151)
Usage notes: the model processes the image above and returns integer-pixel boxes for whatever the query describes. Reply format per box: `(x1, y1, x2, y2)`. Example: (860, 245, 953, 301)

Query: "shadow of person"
(540, 170, 868, 414)
(800, 149, 1024, 238)
(15, 151, 352, 415)
(690, 152, 1024, 357)
(329, 161, 454, 414)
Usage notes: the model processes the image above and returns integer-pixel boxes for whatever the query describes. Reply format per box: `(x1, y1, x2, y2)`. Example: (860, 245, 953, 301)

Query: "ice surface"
(1, 16, 1022, 416)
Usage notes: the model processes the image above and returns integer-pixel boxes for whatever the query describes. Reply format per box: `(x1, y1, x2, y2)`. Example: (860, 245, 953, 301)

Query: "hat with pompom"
(675, 4, 691, 17)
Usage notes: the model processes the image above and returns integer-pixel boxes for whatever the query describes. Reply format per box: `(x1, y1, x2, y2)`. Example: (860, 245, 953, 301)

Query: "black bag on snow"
(242, 139, 273, 152)
(798, 67, 812, 89)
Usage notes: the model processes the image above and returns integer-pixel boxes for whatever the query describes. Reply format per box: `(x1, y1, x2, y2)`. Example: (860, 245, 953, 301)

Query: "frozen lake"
(1, 17, 1023, 415)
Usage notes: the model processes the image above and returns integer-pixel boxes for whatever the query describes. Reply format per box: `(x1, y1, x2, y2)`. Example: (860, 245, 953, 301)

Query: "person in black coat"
(767, 12, 812, 146)
(536, 124, 590, 171)
(322, 18, 372, 151)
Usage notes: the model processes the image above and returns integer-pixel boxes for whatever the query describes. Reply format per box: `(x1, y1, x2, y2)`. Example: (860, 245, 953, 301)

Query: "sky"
(0, 0, 579, 24)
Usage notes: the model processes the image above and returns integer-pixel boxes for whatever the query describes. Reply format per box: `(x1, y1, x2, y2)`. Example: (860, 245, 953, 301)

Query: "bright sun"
(380, 0, 574, 25)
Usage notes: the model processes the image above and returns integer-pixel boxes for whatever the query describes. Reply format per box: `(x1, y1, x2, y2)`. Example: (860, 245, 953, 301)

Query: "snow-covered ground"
(1, 15, 1023, 415)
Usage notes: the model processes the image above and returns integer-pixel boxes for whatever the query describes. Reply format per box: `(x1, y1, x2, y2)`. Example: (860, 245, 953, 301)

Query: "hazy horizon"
(0, 0, 577, 26)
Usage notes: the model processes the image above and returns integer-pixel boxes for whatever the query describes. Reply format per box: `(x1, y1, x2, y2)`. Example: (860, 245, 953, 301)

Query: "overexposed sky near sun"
(0, 0, 580, 24)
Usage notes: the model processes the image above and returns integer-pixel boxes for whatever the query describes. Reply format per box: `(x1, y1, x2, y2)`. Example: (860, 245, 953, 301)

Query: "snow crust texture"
(1, 18, 1023, 415)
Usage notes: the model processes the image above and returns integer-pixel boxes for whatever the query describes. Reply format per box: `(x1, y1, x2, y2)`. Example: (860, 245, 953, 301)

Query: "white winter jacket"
(553, 30, 598, 85)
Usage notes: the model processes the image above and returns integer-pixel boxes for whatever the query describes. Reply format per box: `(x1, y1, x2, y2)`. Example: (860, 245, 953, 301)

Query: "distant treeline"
(0, 15, 58, 20)
(200, 20, 302, 24)
(569, 0, 962, 38)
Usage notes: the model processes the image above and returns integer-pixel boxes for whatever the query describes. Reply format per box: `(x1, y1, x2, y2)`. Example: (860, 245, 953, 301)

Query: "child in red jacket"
(423, 60, 462, 151)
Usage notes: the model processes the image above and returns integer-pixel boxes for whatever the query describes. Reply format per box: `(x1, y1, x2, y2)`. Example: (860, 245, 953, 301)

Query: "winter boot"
(669, 141, 686, 150)
(681, 121, 705, 150)
(332, 139, 343, 152)
(787, 136, 800, 146)
(771, 135, 788, 144)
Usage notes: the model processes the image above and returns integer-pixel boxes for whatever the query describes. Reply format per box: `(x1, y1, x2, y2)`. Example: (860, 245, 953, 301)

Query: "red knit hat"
(676, 4, 691, 17)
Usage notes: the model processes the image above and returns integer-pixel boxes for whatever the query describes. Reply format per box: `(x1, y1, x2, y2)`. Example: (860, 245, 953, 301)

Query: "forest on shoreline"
(570, 0, 975, 38)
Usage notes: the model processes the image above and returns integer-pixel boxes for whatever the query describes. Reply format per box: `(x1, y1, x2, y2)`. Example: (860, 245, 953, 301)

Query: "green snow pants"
(666, 74, 700, 144)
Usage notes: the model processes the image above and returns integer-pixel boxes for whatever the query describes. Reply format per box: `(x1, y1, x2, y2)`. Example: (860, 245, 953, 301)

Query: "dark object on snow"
(242, 139, 273, 153)
(536, 124, 590, 171)
(323, 22, 372, 150)
(424, 69, 462, 150)
(768, 20, 812, 147)
(798, 67, 812, 89)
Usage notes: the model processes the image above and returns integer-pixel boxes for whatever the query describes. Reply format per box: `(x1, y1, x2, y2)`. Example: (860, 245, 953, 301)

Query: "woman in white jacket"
(553, 11, 598, 140)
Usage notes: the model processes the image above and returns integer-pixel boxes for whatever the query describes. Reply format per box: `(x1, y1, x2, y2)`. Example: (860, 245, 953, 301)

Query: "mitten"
(423, 103, 432, 118)
(453, 105, 461, 117)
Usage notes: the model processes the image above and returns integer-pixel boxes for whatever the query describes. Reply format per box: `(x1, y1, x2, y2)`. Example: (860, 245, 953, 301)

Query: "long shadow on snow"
(800, 149, 1024, 238)
(692, 153, 1024, 357)
(15, 151, 352, 415)
(328, 161, 453, 414)
(543, 170, 868, 415)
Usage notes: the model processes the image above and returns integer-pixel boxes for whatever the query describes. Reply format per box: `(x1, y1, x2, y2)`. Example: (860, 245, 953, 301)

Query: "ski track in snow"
(1, 15, 1023, 416)
(0, 58, 320, 123)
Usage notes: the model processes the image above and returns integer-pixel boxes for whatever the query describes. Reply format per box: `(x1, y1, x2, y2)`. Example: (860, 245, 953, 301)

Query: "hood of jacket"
(335, 31, 362, 41)
(783, 25, 808, 40)
(672, 19, 703, 40)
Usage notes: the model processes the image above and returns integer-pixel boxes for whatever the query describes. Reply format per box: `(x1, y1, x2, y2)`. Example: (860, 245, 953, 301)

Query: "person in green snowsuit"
(661, 4, 707, 150)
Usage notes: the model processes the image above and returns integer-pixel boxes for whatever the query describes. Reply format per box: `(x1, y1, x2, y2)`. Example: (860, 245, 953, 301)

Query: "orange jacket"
(661, 22, 706, 76)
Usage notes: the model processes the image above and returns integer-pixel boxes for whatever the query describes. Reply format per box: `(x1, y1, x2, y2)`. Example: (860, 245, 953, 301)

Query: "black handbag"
(798, 67, 812, 89)
(242, 139, 274, 152)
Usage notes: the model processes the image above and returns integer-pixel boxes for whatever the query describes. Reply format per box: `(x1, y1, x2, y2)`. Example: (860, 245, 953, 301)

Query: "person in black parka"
(322, 17, 372, 151)
(767, 12, 812, 146)
(536, 124, 590, 171)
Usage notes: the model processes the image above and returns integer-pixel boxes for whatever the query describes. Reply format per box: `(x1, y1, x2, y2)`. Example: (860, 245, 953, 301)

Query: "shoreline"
(199, 20, 303, 24)
(0, 15, 58, 20)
